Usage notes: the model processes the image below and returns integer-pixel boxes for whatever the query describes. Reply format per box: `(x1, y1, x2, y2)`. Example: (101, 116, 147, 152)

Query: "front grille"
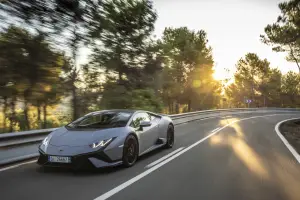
(37, 151, 113, 169)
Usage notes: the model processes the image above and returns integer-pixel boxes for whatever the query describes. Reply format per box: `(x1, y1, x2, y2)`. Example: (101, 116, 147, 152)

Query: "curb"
(275, 118, 300, 164)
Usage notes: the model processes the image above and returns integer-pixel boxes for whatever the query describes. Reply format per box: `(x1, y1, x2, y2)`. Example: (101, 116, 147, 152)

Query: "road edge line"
(0, 160, 37, 172)
(145, 147, 185, 169)
(211, 127, 220, 133)
(275, 118, 300, 164)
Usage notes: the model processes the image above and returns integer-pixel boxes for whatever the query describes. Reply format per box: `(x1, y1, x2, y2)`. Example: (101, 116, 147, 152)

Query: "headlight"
(42, 136, 50, 146)
(90, 138, 113, 149)
(40, 136, 51, 152)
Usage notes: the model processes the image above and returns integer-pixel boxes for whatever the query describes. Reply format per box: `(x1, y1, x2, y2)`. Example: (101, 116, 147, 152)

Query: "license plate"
(49, 156, 71, 163)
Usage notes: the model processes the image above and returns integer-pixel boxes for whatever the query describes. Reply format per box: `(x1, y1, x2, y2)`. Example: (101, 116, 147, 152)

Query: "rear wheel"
(165, 124, 174, 149)
(122, 135, 138, 167)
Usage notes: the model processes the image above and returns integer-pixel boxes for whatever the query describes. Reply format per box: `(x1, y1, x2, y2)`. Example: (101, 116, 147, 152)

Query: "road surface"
(0, 112, 300, 200)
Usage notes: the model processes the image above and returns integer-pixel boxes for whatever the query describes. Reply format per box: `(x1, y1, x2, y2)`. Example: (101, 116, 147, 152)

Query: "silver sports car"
(37, 110, 174, 169)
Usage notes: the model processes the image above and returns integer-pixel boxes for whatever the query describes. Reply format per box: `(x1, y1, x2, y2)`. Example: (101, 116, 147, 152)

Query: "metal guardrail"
(0, 128, 57, 147)
(169, 108, 256, 119)
(1, 107, 300, 147)
(0, 107, 300, 167)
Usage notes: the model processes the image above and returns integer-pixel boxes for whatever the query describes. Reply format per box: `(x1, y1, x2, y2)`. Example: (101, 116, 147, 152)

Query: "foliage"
(1, 0, 300, 133)
(87, 0, 163, 112)
(88, 0, 157, 82)
(0, 26, 63, 131)
(261, 0, 300, 72)
(260, 68, 282, 107)
(0, 0, 98, 120)
(0, 105, 68, 133)
(281, 71, 300, 107)
(225, 53, 271, 107)
(159, 27, 220, 112)
(226, 53, 300, 108)
(74, 64, 104, 115)
(100, 82, 163, 113)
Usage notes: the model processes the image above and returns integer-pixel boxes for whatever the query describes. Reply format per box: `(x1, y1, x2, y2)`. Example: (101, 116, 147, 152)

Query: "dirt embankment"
(280, 119, 300, 154)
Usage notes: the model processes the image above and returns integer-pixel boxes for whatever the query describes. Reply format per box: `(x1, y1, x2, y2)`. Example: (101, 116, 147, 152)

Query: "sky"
(151, 0, 298, 80)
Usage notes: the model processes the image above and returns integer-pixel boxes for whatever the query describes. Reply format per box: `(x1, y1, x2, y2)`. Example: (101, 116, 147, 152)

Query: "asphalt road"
(0, 112, 300, 200)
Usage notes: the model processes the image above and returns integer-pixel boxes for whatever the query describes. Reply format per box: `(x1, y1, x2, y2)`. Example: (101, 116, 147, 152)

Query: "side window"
(141, 113, 151, 122)
(79, 115, 99, 126)
(130, 113, 150, 128)
(149, 113, 160, 123)
(149, 114, 156, 121)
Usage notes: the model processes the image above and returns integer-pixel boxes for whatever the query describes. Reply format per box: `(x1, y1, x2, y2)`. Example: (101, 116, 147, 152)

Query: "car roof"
(84, 110, 162, 119)
(86, 109, 141, 116)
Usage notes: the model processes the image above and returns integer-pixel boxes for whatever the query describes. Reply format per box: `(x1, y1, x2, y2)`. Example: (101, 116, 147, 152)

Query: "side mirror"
(140, 121, 151, 128)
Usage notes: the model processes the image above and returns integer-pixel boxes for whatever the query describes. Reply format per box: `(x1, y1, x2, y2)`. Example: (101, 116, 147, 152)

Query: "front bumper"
(37, 149, 122, 169)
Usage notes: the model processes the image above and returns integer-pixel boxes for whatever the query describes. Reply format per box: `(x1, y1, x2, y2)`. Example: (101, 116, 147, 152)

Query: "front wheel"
(122, 135, 139, 167)
(165, 124, 174, 149)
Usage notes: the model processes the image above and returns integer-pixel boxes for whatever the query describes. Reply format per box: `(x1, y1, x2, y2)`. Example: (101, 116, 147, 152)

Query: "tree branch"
(289, 44, 300, 73)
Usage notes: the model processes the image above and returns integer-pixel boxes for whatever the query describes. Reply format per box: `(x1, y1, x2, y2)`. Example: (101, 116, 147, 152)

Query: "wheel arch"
(167, 123, 174, 135)
(169, 122, 174, 129)
(127, 132, 140, 155)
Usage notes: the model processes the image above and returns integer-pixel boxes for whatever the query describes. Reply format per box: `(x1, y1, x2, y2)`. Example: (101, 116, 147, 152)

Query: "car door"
(130, 112, 158, 153)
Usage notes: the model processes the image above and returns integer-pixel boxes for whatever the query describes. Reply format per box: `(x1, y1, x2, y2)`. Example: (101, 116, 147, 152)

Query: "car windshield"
(66, 111, 132, 129)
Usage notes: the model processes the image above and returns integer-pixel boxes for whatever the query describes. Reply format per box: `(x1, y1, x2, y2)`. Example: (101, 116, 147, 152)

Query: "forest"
(0, 0, 300, 133)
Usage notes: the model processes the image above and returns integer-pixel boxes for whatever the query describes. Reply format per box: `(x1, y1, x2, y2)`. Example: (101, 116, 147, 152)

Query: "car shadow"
(35, 147, 167, 176)
(35, 164, 126, 176)
(137, 146, 165, 162)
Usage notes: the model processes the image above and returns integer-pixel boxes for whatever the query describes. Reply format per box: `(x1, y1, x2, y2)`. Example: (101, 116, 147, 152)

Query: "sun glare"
(213, 69, 231, 81)
(213, 71, 224, 80)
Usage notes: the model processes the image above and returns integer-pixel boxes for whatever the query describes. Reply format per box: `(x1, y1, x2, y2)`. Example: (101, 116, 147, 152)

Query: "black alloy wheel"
(165, 124, 174, 149)
(122, 135, 138, 167)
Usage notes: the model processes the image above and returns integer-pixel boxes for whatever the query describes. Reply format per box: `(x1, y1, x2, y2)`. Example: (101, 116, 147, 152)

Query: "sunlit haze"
(152, 0, 298, 80)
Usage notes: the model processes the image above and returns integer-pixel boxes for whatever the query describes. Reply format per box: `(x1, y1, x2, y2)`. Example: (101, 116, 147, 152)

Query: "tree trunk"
(43, 104, 47, 129)
(2, 97, 8, 132)
(188, 99, 191, 112)
(71, 82, 78, 120)
(289, 45, 300, 73)
(9, 98, 16, 132)
(167, 98, 172, 114)
(37, 105, 41, 129)
(70, 25, 80, 121)
(118, 71, 123, 81)
(175, 101, 179, 114)
(251, 84, 255, 108)
(23, 95, 30, 130)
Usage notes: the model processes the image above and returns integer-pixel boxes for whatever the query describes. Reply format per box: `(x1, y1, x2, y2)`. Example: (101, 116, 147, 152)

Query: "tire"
(122, 135, 139, 167)
(165, 124, 174, 149)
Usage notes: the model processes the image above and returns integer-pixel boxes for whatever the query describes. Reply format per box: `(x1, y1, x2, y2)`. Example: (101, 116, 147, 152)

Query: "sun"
(213, 68, 234, 87)
(213, 70, 227, 81)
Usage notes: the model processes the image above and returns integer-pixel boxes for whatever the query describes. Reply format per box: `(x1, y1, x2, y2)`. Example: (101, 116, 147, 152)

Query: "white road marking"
(176, 122, 188, 126)
(94, 113, 283, 200)
(211, 127, 220, 133)
(145, 147, 185, 169)
(221, 115, 233, 119)
(0, 160, 37, 172)
(275, 118, 300, 164)
(200, 116, 217, 120)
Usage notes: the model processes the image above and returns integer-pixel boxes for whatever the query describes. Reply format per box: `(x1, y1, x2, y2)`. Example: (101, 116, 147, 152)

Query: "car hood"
(49, 126, 125, 147)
